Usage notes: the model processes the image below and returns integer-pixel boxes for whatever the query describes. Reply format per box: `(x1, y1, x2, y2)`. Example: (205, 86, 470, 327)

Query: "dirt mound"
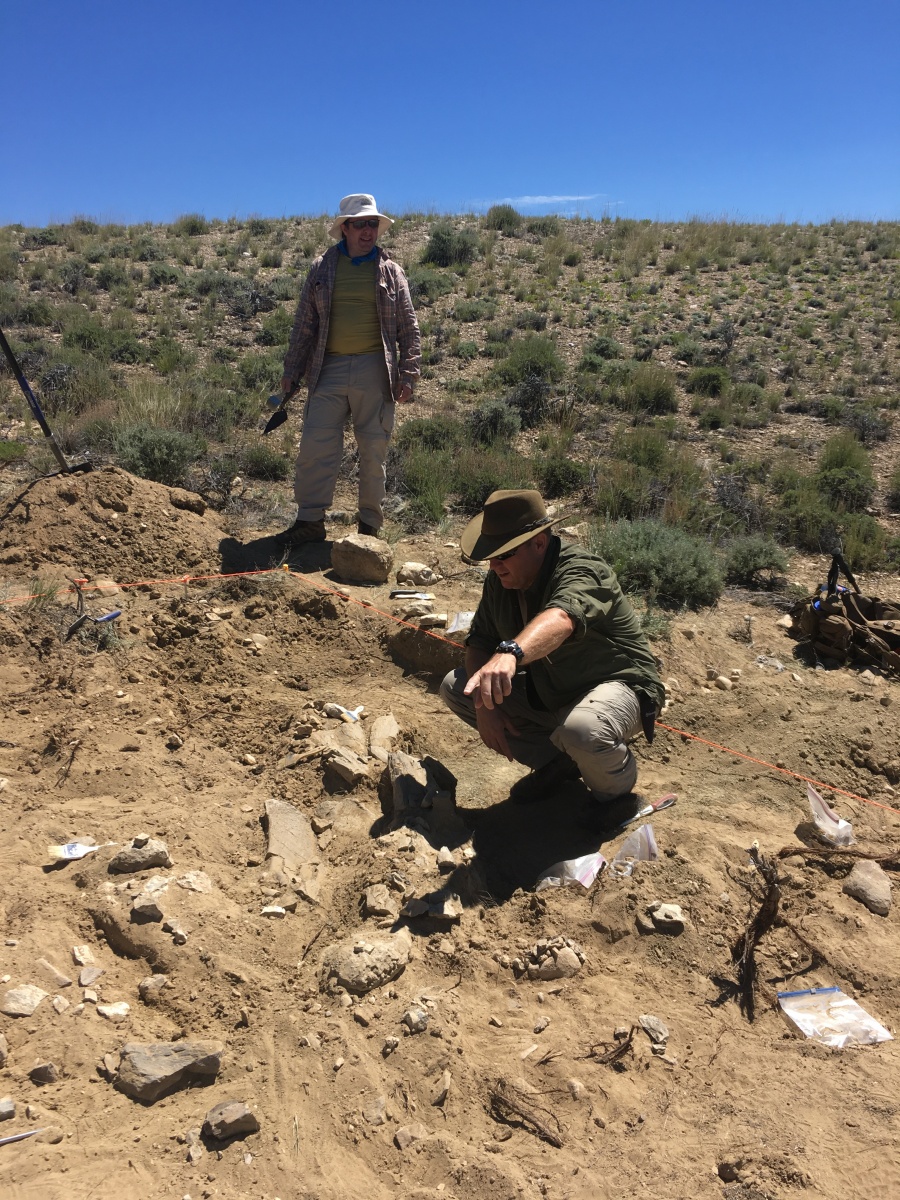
(1, 473, 900, 1199)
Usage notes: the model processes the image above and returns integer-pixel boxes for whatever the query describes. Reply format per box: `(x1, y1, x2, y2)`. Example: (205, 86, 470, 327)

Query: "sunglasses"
(345, 218, 380, 230)
(491, 544, 522, 562)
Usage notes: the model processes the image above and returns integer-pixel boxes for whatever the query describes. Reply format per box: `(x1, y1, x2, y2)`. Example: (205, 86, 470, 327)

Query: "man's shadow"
(219, 534, 332, 575)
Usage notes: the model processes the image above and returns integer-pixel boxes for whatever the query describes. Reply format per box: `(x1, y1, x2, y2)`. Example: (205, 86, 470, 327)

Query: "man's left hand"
(397, 383, 414, 405)
(463, 654, 516, 711)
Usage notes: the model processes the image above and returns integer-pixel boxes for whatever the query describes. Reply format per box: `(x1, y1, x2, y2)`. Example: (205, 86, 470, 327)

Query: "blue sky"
(3, 0, 898, 227)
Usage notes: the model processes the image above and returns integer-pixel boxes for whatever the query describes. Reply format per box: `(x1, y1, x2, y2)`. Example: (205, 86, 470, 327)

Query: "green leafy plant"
(483, 205, 521, 234)
(114, 424, 206, 486)
(590, 519, 723, 608)
(723, 535, 788, 587)
(421, 223, 478, 268)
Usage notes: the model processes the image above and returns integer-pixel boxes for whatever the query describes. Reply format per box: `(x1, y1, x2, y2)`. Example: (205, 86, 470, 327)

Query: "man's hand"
(463, 652, 517, 711)
(474, 703, 519, 761)
(396, 382, 414, 405)
(280, 375, 297, 399)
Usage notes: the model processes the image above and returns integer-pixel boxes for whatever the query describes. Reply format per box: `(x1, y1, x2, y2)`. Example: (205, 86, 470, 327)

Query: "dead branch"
(54, 738, 81, 787)
(731, 844, 781, 1022)
(777, 845, 900, 869)
(585, 1024, 637, 1066)
(489, 1077, 563, 1148)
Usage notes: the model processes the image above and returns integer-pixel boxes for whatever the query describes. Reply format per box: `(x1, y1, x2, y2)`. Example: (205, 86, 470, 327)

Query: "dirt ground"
(1, 467, 899, 1200)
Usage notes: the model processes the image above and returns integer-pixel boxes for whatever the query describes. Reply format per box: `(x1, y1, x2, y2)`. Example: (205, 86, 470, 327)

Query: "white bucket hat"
(328, 194, 393, 241)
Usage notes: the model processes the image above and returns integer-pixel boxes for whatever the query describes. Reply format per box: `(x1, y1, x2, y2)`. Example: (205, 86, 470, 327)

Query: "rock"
(567, 1078, 586, 1100)
(364, 884, 399, 920)
(0, 1033, 7, 1067)
(713, 676, 733, 691)
(381, 1037, 399, 1057)
(98, 1002, 131, 1022)
(842, 860, 892, 916)
(320, 929, 412, 996)
(35, 959, 72, 988)
(437, 846, 455, 873)
(176, 870, 213, 893)
(115, 1041, 224, 1103)
(109, 836, 172, 874)
(264, 798, 317, 875)
(639, 1014, 670, 1047)
(168, 488, 206, 515)
(368, 713, 401, 763)
(203, 1099, 260, 1140)
(431, 1070, 451, 1106)
(324, 747, 370, 786)
(79, 966, 104, 987)
(331, 534, 393, 585)
(402, 1006, 429, 1034)
(34, 1125, 64, 1144)
(72, 945, 95, 965)
(364, 1095, 387, 1125)
(396, 562, 440, 586)
(132, 875, 171, 921)
(647, 901, 686, 934)
(0, 1098, 15, 1121)
(30, 1061, 60, 1085)
(394, 1122, 428, 1150)
(1, 984, 47, 1017)
(52, 995, 71, 1014)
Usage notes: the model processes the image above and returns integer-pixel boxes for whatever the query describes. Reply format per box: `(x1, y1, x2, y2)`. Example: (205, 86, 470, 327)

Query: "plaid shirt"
(283, 244, 420, 398)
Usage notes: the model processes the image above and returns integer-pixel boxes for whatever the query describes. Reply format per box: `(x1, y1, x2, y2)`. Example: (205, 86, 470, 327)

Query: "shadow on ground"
(219, 535, 333, 575)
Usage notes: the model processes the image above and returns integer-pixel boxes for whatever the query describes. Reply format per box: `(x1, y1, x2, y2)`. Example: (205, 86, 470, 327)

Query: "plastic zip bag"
(608, 823, 659, 878)
(535, 851, 606, 891)
(807, 782, 855, 847)
(778, 986, 892, 1048)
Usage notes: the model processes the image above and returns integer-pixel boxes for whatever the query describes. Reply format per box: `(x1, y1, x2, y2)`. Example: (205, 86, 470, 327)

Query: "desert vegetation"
(1, 210, 898, 607)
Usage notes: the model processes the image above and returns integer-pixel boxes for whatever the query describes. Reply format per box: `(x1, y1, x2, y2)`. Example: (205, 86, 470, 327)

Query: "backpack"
(791, 553, 900, 677)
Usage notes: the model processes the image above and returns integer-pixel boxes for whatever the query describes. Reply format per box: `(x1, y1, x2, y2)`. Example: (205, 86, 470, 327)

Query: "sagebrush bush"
(395, 415, 467, 453)
(468, 400, 521, 446)
(421, 223, 478, 268)
(483, 205, 521, 234)
(453, 298, 496, 322)
(723, 535, 788, 587)
(526, 217, 561, 237)
(888, 467, 900, 512)
(114, 424, 206, 486)
(589, 518, 723, 608)
(816, 467, 875, 512)
(818, 431, 869, 473)
(538, 455, 589, 497)
(406, 266, 453, 304)
(686, 366, 730, 396)
(493, 335, 564, 387)
(240, 443, 291, 481)
(621, 364, 678, 415)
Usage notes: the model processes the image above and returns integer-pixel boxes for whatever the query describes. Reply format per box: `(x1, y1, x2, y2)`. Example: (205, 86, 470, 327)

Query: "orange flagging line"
(4, 564, 898, 819)
(654, 721, 900, 816)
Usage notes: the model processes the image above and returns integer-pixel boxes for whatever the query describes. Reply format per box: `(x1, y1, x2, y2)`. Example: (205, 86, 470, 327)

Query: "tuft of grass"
(483, 205, 521, 234)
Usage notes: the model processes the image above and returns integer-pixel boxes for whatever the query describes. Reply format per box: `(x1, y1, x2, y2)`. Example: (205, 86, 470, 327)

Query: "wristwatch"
(496, 639, 524, 663)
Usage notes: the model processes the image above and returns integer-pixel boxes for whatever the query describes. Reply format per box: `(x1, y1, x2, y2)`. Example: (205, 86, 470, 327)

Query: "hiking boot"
(357, 522, 379, 537)
(273, 518, 326, 546)
(509, 755, 581, 805)
(581, 791, 644, 832)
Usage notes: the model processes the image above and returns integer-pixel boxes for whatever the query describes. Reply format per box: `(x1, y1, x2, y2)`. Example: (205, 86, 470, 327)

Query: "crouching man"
(440, 490, 664, 821)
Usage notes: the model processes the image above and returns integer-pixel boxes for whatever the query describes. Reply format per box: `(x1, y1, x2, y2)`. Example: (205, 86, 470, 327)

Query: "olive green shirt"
(467, 537, 665, 713)
(324, 256, 382, 356)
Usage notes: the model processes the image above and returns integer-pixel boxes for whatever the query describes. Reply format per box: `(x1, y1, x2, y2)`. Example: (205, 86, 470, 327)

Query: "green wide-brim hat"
(460, 489, 566, 562)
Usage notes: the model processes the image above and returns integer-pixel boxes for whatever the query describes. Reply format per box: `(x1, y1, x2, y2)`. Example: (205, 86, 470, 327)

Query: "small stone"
(241, 753, 257, 766)
(1, 984, 47, 1017)
(402, 1007, 429, 1034)
(139, 974, 168, 1003)
(713, 676, 733, 691)
(364, 1096, 387, 1126)
(34, 1125, 64, 1144)
(0, 1098, 15, 1121)
(79, 967, 103, 987)
(363, 883, 399, 919)
(52, 995, 70, 1014)
(98, 1002, 131, 1022)
(0, 1033, 7, 1066)
(431, 1070, 452, 1107)
(639, 1014, 670, 1047)
(567, 1079, 586, 1100)
(394, 1122, 428, 1150)
(203, 1100, 260, 1140)
(382, 1037, 399, 1058)
(842, 860, 892, 916)
(72, 945, 95, 966)
(534, 1016, 550, 1034)
(108, 837, 172, 874)
(436, 846, 455, 873)
(115, 1041, 224, 1103)
(647, 902, 686, 934)
(30, 1061, 60, 1085)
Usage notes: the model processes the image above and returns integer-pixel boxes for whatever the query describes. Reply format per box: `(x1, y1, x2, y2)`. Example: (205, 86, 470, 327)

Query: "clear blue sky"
(4, 0, 898, 228)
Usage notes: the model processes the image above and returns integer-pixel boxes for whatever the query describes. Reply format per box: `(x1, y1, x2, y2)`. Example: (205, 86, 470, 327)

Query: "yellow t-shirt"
(325, 256, 382, 355)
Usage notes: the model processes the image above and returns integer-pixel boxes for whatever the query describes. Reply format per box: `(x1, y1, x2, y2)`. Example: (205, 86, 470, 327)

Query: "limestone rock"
(842, 860, 892, 916)
(331, 534, 393, 584)
(30, 1061, 60, 1085)
(35, 958, 72, 988)
(396, 562, 440, 586)
(168, 488, 206, 515)
(0, 1033, 8, 1067)
(115, 1040, 224, 1103)
(138, 974, 168, 1003)
(108, 836, 172, 874)
(0, 1097, 15, 1121)
(368, 713, 401, 763)
(1, 984, 47, 1017)
(647, 901, 686, 934)
(320, 929, 412, 996)
(264, 798, 317, 875)
(324, 747, 371, 786)
(364, 884, 400, 920)
(394, 1122, 428, 1150)
(203, 1099, 260, 1140)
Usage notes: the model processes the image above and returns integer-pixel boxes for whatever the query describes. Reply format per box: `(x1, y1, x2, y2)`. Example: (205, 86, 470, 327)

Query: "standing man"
(440, 490, 665, 821)
(275, 194, 421, 544)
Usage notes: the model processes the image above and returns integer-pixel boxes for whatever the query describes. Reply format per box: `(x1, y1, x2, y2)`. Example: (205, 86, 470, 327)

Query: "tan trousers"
(294, 352, 394, 529)
(440, 668, 644, 799)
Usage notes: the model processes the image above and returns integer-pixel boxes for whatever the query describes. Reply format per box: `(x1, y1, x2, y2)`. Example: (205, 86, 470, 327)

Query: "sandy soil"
(1, 467, 899, 1200)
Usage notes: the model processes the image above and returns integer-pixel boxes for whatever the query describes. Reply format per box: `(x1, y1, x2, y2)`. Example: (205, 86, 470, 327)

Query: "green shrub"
(238, 352, 282, 392)
(406, 266, 453, 304)
(173, 213, 210, 237)
(611, 426, 668, 470)
(453, 298, 496, 322)
(455, 339, 478, 360)
(840, 513, 889, 571)
(421, 223, 478, 267)
(151, 336, 194, 375)
(887, 467, 900, 512)
(0, 440, 27, 463)
(259, 249, 283, 269)
(17, 298, 54, 326)
(537, 455, 589, 497)
(589, 518, 723, 608)
(395, 415, 467, 453)
(468, 400, 521, 446)
(686, 366, 730, 396)
(526, 217, 561, 237)
(451, 446, 532, 514)
(95, 262, 128, 291)
(483, 205, 521, 234)
(514, 310, 547, 332)
(493, 334, 564, 387)
(723, 535, 788, 587)
(819, 431, 869, 473)
(240, 443, 291, 481)
(816, 467, 874, 512)
(622, 363, 678, 415)
(256, 307, 293, 346)
(147, 262, 182, 288)
(114, 424, 206, 486)
(842, 403, 892, 444)
(505, 375, 551, 428)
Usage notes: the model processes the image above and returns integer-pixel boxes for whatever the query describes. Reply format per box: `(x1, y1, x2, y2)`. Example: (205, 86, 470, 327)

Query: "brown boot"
(273, 518, 326, 545)
(509, 755, 581, 805)
(357, 522, 379, 537)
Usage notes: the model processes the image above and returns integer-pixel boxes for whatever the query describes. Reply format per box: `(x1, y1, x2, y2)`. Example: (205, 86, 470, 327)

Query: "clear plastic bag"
(535, 851, 606, 891)
(807, 782, 855, 847)
(608, 824, 659, 878)
(778, 986, 892, 1049)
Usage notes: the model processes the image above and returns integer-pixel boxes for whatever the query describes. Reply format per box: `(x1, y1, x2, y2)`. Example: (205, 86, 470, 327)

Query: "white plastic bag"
(807, 782, 855, 847)
(778, 986, 892, 1049)
(535, 851, 606, 891)
(608, 823, 659, 878)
